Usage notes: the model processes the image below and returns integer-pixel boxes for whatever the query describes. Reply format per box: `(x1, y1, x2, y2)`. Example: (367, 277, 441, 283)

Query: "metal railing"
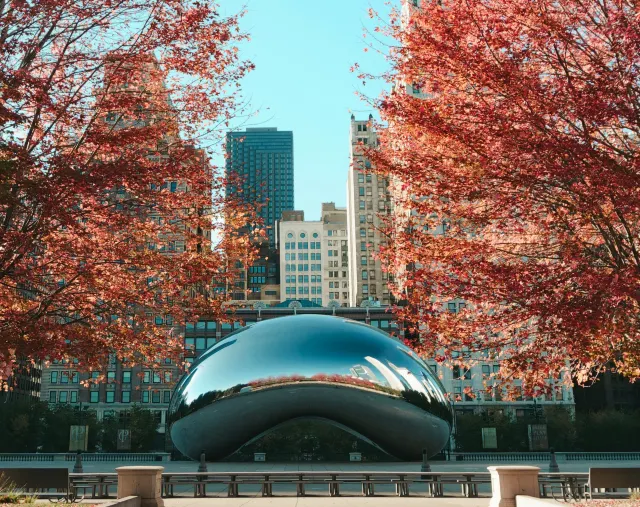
(66, 471, 592, 499)
(0, 453, 169, 462)
(451, 451, 640, 462)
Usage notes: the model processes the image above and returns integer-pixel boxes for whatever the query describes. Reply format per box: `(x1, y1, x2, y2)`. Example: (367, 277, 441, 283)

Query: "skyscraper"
(225, 128, 294, 245)
(346, 115, 393, 307)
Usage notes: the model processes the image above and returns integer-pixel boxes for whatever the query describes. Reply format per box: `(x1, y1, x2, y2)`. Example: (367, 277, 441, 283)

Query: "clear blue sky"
(217, 0, 392, 221)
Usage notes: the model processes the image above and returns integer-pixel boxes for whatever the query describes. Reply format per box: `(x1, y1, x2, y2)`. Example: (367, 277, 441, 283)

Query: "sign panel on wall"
(528, 424, 549, 451)
(481, 427, 498, 449)
(69, 425, 89, 451)
(117, 429, 131, 451)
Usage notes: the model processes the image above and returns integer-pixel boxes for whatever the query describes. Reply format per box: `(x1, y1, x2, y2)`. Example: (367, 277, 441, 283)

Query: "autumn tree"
(0, 0, 257, 382)
(367, 0, 640, 393)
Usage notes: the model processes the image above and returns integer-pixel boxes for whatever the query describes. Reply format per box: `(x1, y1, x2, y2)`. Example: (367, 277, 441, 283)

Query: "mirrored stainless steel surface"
(169, 314, 452, 461)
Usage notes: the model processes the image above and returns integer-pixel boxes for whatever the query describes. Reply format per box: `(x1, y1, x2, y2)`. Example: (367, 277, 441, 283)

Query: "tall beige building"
(320, 203, 349, 306)
(278, 203, 350, 306)
(346, 115, 393, 307)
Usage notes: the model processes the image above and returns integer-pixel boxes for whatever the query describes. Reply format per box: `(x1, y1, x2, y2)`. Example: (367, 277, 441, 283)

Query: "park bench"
(586, 467, 640, 499)
(0, 468, 72, 501)
(162, 473, 230, 497)
(69, 473, 117, 498)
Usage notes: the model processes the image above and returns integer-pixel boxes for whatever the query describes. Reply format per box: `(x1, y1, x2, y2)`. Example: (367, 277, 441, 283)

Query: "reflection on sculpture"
(169, 315, 452, 461)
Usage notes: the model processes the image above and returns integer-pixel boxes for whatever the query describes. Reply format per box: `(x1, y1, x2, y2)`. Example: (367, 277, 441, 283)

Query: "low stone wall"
(102, 496, 141, 507)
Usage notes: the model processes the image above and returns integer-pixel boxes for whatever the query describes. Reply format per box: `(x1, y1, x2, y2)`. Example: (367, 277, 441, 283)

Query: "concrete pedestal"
(116, 466, 164, 507)
(488, 466, 540, 507)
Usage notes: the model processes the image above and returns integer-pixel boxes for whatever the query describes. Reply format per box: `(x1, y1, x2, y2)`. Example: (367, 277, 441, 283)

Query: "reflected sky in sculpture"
(169, 315, 452, 461)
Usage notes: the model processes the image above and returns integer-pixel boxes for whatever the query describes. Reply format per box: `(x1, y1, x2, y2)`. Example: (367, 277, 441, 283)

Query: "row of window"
(361, 284, 379, 294)
(361, 270, 377, 280)
(452, 386, 566, 403)
(328, 292, 348, 300)
(359, 200, 389, 211)
(186, 321, 245, 331)
(249, 276, 266, 284)
(49, 391, 78, 403)
(284, 275, 322, 283)
(283, 241, 323, 250)
(326, 230, 346, 237)
(50, 371, 79, 384)
(285, 286, 324, 295)
(49, 389, 174, 404)
(284, 264, 323, 272)
(283, 253, 323, 261)
(328, 281, 348, 288)
(248, 266, 266, 273)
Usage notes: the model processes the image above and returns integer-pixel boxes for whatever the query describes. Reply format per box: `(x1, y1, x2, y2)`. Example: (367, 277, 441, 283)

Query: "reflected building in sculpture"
(169, 315, 452, 461)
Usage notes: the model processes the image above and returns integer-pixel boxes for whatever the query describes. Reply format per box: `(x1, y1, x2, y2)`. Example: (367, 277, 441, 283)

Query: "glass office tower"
(225, 128, 294, 245)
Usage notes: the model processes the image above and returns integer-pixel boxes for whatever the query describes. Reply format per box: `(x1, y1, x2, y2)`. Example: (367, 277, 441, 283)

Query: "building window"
(142, 391, 150, 403)
(359, 200, 365, 209)
(153, 372, 161, 383)
(90, 391, 99, 403)
(361, 256, 367, 265)
(70, 391, 78, 403)
(61, 371, 69, 384)
(49, 391, 57, 403)
(71, 372, 79, 383)
(122, 371, 131, 383)
(106, 391, 115, 403)
(152, 391, 161, 403)
(107, 371, 116, 383)
(51, 371, 58, 383)
(362, 270, 368, 280)
(163, 391, 171, 403)
(122, 391, 131, 403)
(143, 371, 150, 383)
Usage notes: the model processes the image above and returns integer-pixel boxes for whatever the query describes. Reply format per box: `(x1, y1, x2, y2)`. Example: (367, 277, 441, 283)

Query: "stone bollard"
(197, 451, 207, 473)
(488, 466, 540, 507)
(73, 451, 83, 473)
(421, 448, 431, 473)
(117, 466, 164, 507)
(548, 449, 560, 473)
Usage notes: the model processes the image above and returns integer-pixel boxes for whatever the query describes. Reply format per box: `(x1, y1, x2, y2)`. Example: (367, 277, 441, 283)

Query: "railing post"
(116, 466, 164, 507)
(549, 449, 560, 473)
(197, 451, 207, 473)
(73, 451, 83, 473)
(421, 447, 431, 473)
(488, 466, 540, 507)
